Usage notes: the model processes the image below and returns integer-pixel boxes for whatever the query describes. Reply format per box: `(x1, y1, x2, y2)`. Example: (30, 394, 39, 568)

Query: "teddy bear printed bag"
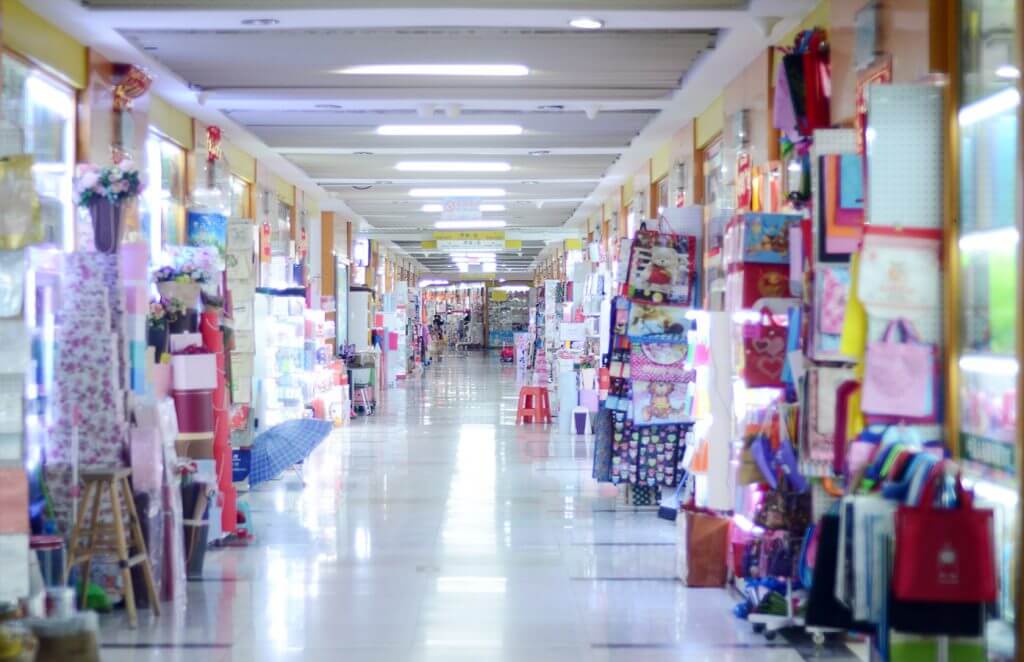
(626, 228, 698, 306)
(631, 342, 697, 426)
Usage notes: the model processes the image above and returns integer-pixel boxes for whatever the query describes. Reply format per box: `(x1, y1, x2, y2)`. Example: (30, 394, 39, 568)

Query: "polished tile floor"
(101, 354, 852, 661)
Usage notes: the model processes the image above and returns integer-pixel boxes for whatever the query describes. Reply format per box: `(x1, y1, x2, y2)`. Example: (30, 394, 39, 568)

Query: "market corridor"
(99, 354, 833, 662)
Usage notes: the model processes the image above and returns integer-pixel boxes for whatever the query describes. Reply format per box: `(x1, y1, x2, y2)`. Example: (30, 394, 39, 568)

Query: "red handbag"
(892, 465, 996, 604)
(742, 308, 788, 388)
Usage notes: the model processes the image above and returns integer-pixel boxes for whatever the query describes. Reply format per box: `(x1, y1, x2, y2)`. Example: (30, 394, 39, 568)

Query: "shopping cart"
(500, 343, 514, 363)
(350, 367, 375, 415)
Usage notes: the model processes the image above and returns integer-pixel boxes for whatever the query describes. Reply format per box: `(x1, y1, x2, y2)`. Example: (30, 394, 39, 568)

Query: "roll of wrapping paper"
(201, 310, 236, 535)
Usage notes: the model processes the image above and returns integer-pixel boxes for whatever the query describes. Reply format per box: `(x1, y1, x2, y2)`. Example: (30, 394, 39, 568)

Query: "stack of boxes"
(0, 250, 31, 606)
(225, 220, 256, 486)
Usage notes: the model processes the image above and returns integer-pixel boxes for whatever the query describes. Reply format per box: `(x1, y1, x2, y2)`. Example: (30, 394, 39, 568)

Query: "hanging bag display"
(890, 465, 996, 637)
(861, 318, 936, 419)
(742, 308, 788, 388)
(625, 224, 698, 306)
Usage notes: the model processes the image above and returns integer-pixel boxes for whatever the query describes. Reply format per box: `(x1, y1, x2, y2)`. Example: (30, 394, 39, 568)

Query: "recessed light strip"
(378, 125, 523, 137)
(397, 161, 511, 173)
(411, 188, 506, 198)
(435, 220, 507, 229)
(338, 64, 528, 77)
(421, 203, 506, 213)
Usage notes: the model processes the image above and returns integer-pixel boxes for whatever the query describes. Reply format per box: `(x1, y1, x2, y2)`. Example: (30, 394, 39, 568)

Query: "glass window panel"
(2, 55, 75, 250)
(957, 0, 1019, 636)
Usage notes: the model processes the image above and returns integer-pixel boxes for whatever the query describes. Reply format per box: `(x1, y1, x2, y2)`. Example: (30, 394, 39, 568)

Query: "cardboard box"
(175, 435, 214, 460)
(171, 353, 217, 391)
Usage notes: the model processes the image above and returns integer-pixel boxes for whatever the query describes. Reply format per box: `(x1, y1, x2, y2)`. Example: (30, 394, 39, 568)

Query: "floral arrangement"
(164, 297, 189, 320)
(147, 299, 167, 327)
(154, 263, 209, 284)
(147, 297, 189, 326)
(74, 161, 144, 207)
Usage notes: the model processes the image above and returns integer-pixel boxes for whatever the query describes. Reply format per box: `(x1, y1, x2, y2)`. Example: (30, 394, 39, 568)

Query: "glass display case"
(957, 0, 1020, 648)
(2, 54, 76, 251)
(143, 132, 187, 258)
(253, 289, 308, 430)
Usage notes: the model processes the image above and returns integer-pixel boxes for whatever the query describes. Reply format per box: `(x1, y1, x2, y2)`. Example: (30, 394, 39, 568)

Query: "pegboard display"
(866, 85, 945, 230)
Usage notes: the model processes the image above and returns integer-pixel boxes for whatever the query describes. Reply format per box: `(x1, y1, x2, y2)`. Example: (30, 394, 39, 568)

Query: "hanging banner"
(434, 230, 505, 251)
(441, 198, 483, 221)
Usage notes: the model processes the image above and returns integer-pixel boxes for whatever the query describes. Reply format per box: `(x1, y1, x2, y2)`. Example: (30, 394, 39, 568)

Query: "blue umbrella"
(249, 419, 334, 487)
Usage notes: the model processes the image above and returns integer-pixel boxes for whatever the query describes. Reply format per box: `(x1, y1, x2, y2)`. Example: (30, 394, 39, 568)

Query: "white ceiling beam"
(210, 96, 672, 112)
(79, 5, 811, 32)
(357, 228, 581, 241)
(205, 89, 674, 108)
(314, 177, 601, 185)
(278, 147, 627, 156)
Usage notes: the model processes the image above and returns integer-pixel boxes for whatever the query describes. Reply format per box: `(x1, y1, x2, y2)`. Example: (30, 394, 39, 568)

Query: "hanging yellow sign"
(433, 230, 506, 251)
(433, 231, 505, 241)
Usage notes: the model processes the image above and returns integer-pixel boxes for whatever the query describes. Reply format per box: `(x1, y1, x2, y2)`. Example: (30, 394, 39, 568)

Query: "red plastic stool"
(516, 386, 552, 424)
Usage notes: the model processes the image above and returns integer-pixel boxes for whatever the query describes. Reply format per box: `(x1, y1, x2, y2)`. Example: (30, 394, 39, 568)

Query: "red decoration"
(112, 66, 152, 112)
(206, 125, 223, 163)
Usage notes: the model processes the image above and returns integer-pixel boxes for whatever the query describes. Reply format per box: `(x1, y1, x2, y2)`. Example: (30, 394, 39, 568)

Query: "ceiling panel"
(285, 153, 615, 182)
(95, 1, 746, 11)
(123, 28, 714, 92)
(105, 18, 723, 275)
(240, 110, 655, 151)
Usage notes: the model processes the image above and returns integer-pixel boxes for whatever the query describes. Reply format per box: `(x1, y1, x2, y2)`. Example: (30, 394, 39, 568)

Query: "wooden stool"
(516, 386, 552, 424)
(65, 468, 160, 628)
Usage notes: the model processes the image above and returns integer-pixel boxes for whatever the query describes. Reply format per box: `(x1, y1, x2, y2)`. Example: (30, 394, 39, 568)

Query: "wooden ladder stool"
(516, 386, 552, 424)
(65, 467, 160, 627)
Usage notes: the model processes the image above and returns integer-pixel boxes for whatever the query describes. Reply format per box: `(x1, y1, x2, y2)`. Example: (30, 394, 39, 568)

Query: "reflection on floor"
(100, 353, 857, 661)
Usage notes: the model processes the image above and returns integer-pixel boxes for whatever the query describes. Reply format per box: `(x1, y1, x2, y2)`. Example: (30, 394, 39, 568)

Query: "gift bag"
(676, 508, 729, 587)
(624, 484, 660, 506)
(742, 308, 788, 388)
(861, 319, 936, 419)
(591, 408, 613, 482)
(626, 227, 697, 306)
(890, 466, 995, 637)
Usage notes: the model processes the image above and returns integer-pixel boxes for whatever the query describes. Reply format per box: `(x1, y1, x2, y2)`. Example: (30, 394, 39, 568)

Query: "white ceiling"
(42, 0, 817, 274)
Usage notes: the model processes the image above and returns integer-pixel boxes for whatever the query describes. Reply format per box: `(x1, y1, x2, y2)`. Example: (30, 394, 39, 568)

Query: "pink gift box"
(0, 468, 28, 534)
(124, 283, 148, 315)
(171, 353, 218, 391)
(119, 242, 150, 281)
(152, 363, 171, 399)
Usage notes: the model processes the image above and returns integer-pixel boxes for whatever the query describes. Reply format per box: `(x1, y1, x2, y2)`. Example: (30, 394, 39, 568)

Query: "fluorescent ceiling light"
(420, 203, 506, 213)
(995, 65, 1021, 80)
(435, 220, 507, 229)
(959, 354, 1019, 377)
(378, 125, 523, 137)
(397, 161, 511, 173)
(959, 226, 1019, 253)
(411, 188, 506, 198)
(570, 17, 605, 29)
(339, 64, 528, 77)
(958, 87, 1020, 126)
